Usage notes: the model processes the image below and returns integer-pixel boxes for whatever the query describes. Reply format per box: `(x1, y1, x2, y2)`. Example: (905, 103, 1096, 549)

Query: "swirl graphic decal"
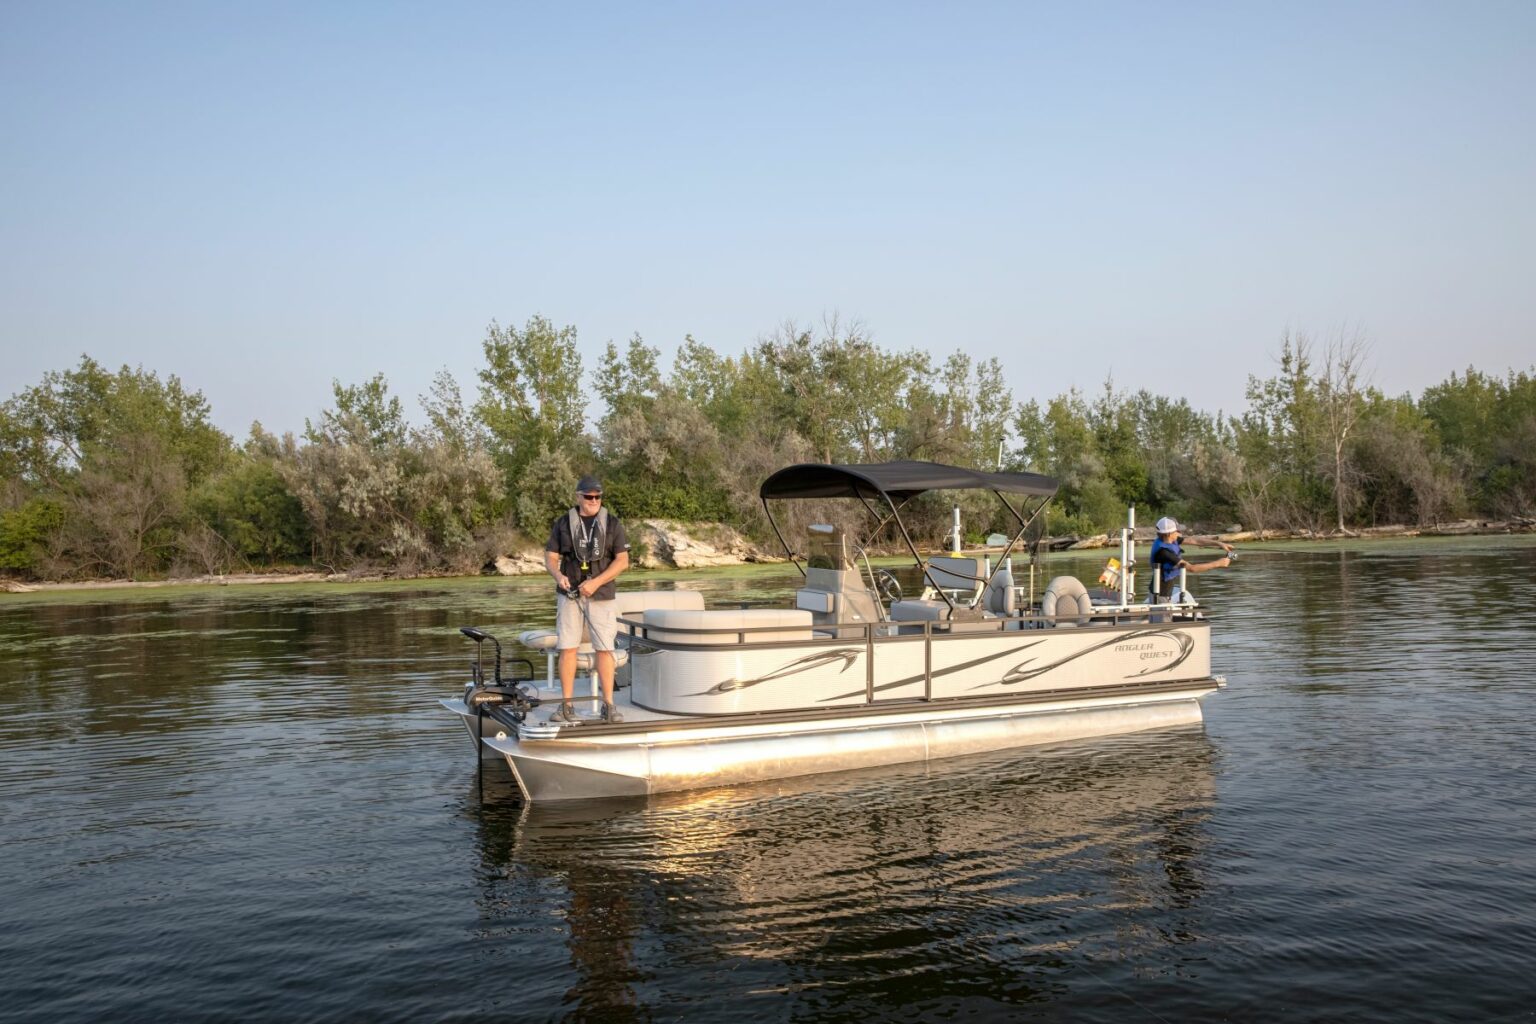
(819, 640, 1050, 702)
(689, 648, 862, 696)
(986, 629, 1195, 688)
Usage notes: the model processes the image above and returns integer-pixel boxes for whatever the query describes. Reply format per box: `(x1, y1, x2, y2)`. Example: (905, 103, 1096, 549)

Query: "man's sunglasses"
(579, 492, 603, 501)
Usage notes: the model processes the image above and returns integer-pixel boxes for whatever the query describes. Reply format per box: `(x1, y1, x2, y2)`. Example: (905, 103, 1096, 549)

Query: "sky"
(2, 1, 1533, 439)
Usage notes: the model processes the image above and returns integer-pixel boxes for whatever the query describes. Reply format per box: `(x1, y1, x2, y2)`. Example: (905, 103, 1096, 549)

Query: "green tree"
(1422, 367, 1536, 516)
(474, 316, 586, 502)
(1014, 390, 1118, 534)
(1351, 394, 1463, 525)
(306, 373, 408, 450)
(1086, 380, 1149, 509)
(191, 425, 312, 565)
(281, 375, 414, 567)
(1, 356, 229, 488)
(0, 357, 231, 577)
(1241, 333, 1331, 530)
(594, 334, 662, 416)
(754, 320, 844, 464)
(0, 498, 64, 572)
(411, 371, 505, 571)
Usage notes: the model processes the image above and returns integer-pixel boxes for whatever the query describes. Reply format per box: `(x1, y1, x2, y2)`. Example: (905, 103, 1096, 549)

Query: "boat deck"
(522, 685, 671, 727)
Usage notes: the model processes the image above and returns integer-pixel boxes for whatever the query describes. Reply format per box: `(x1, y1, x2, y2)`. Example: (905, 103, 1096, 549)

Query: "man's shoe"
(602, 702, 624, 723)
(550, 702, 580, 724)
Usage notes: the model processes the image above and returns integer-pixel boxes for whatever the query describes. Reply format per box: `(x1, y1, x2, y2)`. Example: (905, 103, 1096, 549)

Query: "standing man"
(545, 476, 631, 723)
(1149, 516, 1232, 604)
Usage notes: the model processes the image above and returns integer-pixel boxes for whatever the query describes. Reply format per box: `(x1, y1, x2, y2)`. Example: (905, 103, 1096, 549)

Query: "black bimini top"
(759, 461, 1058, 502)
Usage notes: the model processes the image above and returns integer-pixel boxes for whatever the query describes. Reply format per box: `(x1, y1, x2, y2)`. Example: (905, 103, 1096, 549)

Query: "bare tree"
(1317, 328, 1371, 534)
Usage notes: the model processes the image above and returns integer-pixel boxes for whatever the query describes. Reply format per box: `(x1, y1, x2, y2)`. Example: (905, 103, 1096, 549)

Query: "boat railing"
(618, 600, 1202, 648)
(618, 617, 822, 647)
(621, 601, 1205, 708)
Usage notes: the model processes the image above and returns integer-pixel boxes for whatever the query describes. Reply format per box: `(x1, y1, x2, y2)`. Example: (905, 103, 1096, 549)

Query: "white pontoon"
(442, 461, 1224, 802)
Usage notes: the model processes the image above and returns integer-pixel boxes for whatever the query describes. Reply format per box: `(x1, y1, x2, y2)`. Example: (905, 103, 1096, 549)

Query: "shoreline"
(1058, 517, 1536, 551)
(4, 518, 1532, 595)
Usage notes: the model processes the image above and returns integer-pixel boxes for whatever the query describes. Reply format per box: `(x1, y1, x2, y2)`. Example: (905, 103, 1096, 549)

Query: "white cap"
(1155, 516, 1179, 535)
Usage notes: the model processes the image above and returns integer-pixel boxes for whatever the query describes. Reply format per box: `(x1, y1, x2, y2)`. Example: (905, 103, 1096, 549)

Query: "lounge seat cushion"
(643, 608, 814, 644)
(889, 598, 950, 622)
(614, 589, 705, 617)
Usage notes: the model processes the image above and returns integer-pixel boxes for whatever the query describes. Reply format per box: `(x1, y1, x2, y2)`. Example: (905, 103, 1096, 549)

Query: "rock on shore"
(491, 520, 781, 575)
(631, 519, 779, 569)
(493, 553, 548, 576)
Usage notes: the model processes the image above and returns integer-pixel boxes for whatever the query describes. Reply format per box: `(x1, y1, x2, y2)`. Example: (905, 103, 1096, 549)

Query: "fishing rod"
(554, 584, 627, 717)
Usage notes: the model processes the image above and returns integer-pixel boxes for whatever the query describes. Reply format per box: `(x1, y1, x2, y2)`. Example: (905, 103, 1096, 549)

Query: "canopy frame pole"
(856, 494, 917, 544)
(883, 493, 957, 614)
(758, 462, 1063, 611)
(986, 492, 1052, 584)
(761, 495, 806, 578)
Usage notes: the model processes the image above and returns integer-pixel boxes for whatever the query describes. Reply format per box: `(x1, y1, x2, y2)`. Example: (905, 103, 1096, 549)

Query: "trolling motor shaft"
(458, 626, 539, 719)
(459, 625, 503, 685)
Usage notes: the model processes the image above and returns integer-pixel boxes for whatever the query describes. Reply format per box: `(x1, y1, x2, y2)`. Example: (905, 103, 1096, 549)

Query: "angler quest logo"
(1118, 637, 1176, 661)
(1113, 630, 1197, 676)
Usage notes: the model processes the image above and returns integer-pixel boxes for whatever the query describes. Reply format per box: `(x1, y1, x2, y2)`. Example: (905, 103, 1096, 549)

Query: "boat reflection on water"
(462, 729, 1220, 1018)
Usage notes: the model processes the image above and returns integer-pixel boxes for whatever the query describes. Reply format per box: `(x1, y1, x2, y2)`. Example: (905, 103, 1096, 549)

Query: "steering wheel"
(874, 568, 903, 602)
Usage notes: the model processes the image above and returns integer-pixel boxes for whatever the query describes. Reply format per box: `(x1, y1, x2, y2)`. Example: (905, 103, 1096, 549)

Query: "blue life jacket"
(1148, 536, 1183, 595)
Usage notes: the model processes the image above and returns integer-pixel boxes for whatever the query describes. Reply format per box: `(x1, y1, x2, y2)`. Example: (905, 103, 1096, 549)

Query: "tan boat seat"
(982, 567, 1015, 615)
(889, 598, 950, 622)
(924, 555, 985, 595)
(643, 608, 814, 644)
(1041, 576, 1093, 626)
(516, 631, 630, 670)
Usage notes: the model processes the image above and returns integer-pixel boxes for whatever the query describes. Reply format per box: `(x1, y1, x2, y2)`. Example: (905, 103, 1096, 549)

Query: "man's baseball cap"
(576, 475, 603, 494)
(1155, 516, 1179, 535)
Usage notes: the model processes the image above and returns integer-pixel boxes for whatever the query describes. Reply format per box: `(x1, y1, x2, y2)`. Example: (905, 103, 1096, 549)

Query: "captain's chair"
(982, 567, 1015, 616)
(1040, 576, 1093, 626)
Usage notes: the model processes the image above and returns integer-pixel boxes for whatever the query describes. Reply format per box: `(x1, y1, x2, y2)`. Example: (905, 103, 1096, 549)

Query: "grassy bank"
(6, 532, 1536, 607)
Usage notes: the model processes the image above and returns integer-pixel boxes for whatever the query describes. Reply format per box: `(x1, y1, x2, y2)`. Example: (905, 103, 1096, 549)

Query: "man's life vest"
(565, 506, 610, 581)
(1148, 536, 1183, 595)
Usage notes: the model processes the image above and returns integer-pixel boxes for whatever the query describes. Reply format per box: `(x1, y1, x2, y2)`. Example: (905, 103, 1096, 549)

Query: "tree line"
(2, 316, 1533, 580)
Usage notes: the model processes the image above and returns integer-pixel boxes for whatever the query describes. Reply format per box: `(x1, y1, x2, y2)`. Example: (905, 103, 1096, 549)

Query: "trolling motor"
(458, 626, 538, 721)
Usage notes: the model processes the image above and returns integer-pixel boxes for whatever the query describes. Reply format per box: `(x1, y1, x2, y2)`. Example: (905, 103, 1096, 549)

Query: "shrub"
(0, 498, 64, 575)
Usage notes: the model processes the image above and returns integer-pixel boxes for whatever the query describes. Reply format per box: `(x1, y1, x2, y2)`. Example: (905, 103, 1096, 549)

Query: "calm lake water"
(4, 538, 1536, 1023)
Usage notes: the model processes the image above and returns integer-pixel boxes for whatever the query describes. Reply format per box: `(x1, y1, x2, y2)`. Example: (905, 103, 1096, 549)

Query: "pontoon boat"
(442, 461, 1224, 801)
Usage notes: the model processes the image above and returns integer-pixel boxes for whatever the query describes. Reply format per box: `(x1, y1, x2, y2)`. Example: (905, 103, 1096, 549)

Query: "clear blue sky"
(3, 1, 1532, 438)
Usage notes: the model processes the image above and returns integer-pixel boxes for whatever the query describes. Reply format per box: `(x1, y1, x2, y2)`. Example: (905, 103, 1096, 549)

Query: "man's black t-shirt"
(546, 511, 629, 601)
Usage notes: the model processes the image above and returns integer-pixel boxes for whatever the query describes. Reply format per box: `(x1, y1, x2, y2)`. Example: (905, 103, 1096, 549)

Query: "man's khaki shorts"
(556, 594, 618, 652)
